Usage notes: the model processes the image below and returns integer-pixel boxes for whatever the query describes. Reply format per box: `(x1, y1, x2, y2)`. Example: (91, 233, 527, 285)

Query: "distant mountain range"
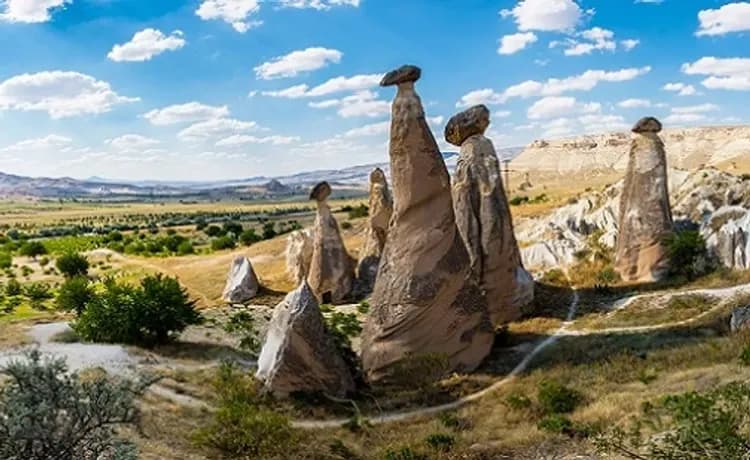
(0, 147, 524, 199)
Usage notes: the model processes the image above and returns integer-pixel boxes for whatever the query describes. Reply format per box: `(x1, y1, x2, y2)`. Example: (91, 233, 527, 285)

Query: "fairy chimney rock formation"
(286, 229, 313, 285)
(307, 181, 355, 303)
(614, 117, 674, 282)
(447, 105, 534, 325)
(361, 65, 494, 384)
(222, 256, 260, 303)
(357, 168, 393, 291)
(256, 281, 355, 397)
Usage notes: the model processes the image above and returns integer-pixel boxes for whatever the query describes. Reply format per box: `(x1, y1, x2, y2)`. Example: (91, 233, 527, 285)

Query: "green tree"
(55, 252, 89, 278)
(665, 230, 710, 280)
(18, 241, 47, 259)
(56, 276, 94, 315)
(211, 236, 236, 251)
(240, 229, 262, 246)
(0, 252, 12, 270)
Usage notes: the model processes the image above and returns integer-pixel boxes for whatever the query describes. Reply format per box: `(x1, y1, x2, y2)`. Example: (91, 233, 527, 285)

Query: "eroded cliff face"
(513, 126, 750, 176)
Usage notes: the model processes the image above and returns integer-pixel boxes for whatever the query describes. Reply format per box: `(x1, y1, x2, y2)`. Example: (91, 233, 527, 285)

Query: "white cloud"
(663, 103, 719, 125)
(107, 29, 186, 62)
(178, 118, 262, 141)
(457, 66, 650, 107)
(697, 2, 750, 36)
(0, 0, 70, 23)
(498, 32, 538, 55)
(579, 114, 629, 133)
(618, 98, 652, 108)
(342, 116, 444, 138)
(621, 39, 640, 51)
(308, 90, 390, 118)
(671, 103, 719, 114)
(664, 113, 707, 124)
(216, 134, 300, 146)
(500, 0, 585, 32)
(0, 134, 72, 152)
(0, 71, 138, 118)
(527, 96, 600, 119)
(105, 134, 160, 152)
(278, 0, 360, 10)
(195, 0, 262, 33)
(143, 102, 229, 125)
(663, 82, 697, 96)
(254, 47, 342, 80)
(263, 73, 382, 99)
(682, 57, 750, 91)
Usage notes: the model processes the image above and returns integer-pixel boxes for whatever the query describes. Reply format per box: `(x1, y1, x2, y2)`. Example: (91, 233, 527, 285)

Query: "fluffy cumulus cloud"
(215, 134, 300, 146)
(178, 118, 261, 141)
(498, 32, 538, 55)
(254, 47, 342, 80)
(262, 73, 382, 98)
(697, 2, 750, 36)
(527, 96, 600, 119)
(550, 27, 639, 56)
(618, 98, 652, 108)
(107, 29, 186, 62)
(663, 82, 697, 96)
(195, 0, 262, 33)
(0, 71, 138, 118)
(457, 66, 650, 107)
(682, 57, 750, 91)
(143, 102, 229, 125)
(500, 0, 584, 32)
(0, 0, 70, 23)
(278, 0, 360, 10)
(105, 134, 160, 152)
(309, 90, 390, 118)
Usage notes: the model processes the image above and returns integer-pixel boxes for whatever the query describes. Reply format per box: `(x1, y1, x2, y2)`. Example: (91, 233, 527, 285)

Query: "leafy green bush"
(56, 276, 94, 315)
(177, 240, 194, 255)
(665, 230, 710, 280)
(538, 380, 582, 415)
(24, 282, 53, 309)
(74, 275, 201, 347)
(383, 446, 427, 460)
(0, 351, 145, 460)
(596, 266, 619, 285)
(538, 414, 573, 434)
(223, 221, 243, 236)
(205, 225, 223, 237)
(240, 229, 262, 246)
(347, 204, 369, 219)
(262, 222, 277, 240)
(211, 236, 236, 251)
(0, 252, 12, 269)
(5, 279, 21, 297)
(509, 195, 530, 206)
(55, 252, 89, 278)
(194, 363, 296, 459)
(19, 241, 47, 258)
(740, 344, 750, 366)
(424, 433, 455, 452)
(506, 392, 533, 410)
(224, 311, 261, 355)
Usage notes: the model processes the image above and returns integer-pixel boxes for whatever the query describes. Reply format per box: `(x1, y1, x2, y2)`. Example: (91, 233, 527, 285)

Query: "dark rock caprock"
(307, 181, 355, 303)
(357, 168, 393, 292)
(256, 281, 355, 397)
(222, 256, 260, 303)
(614, 117, 674, 282)
(448, 105, 534, 325)
(361, 66, 494, 384)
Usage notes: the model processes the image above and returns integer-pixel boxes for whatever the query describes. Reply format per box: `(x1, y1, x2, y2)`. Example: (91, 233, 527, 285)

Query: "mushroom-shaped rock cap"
(309, 181, 331, 202)
(632, 117, 662, 134)
(370, 167, 387, 184)
(380, 65, 421, 87)
(445, 104, 491, 146)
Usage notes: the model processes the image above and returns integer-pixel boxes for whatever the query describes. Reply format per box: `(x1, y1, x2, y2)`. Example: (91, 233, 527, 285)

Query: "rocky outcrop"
(447, 105, 533, 325)
(614, 117, 674, 283)
(361, 65, 494, 384)
(731, 306, 750, 333)
(357, 168, 393, 291)
(307, 181, 355, 303)
(286, 229, 313, 285)
(222, 256, 260, 303)
(256, 281, 355, 397)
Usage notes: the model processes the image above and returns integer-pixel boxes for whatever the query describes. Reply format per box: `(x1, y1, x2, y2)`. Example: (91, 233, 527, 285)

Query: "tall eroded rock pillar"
(361, 65, 494, 384)
(357, 167, 393, 292)
(614, 117, 674, 282)
(447, 105, 534, 325)
(307, 181, 355, 303)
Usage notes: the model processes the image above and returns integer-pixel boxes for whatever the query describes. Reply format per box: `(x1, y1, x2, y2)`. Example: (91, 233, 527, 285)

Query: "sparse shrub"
(509, 195, 530, 206)
(341, 221, 353, 230)
(596, 266, 619, 285)
(506, 392, 533, 410)
(74, 275, 201, 347)
(38, 256, 50, 267)
(538, 414, 573, 434)
(223, 221, 243, 236)
(240, 229, 262, 246)
(388, 353, 450, 389)
(205, 225, 223, 237)
(224, 311, 261, 355)
(384, 446, 427, 460)
(665, 230, 711, 280)
(347, 204, 369, 219)
(357, 300, 370, 314)
(24, 282, 53, 309)
(5, 279, 21, 296)
(194, 363, 296, 459)
(20, 265, 33, 277)
(0, 252, 11, 269)
(740, 344, 750, 366)
(540, 268, 568, 286)
(56, 252, 89, 278)
(538, 380, 582, 415)
(211, 236, 236, 251)
(56, 276, 94, 315)
(177, 240, 194, 255)
(424, 433, 455, 452)
(0, 351, 145, 460)
(262, 222, 277, 240)
(19, 241, 47, 258)
(329, 439, 360, 459)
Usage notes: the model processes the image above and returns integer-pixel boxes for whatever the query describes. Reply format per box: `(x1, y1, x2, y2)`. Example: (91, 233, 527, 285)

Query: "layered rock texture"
(222, 256, 260, 303)
(256, 281, 355, 397)
(614, 117, 674, 283)
(307, 181, 355, 303)
(357, 168, 393, 292)
(447, 105, 533, 325)
(361, 65, 494, 384)
(286, 229, 313, 285)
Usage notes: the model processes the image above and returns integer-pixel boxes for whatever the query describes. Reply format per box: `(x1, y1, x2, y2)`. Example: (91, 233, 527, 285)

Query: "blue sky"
(0, 0, 749, 180)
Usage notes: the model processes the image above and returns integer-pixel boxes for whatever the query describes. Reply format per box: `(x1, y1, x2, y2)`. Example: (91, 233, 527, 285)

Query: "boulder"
(286, 229, 313, 285)
(614, 117, 674, 282)
(307, 181, 355, 303)
(448, 105, 533, 324)
(361, 65, 494, 384)
(222, 256, 260, 303)
(731, 306, 750, 333)
(256, 282, 355, 397)
(357, 168, 393, 292)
